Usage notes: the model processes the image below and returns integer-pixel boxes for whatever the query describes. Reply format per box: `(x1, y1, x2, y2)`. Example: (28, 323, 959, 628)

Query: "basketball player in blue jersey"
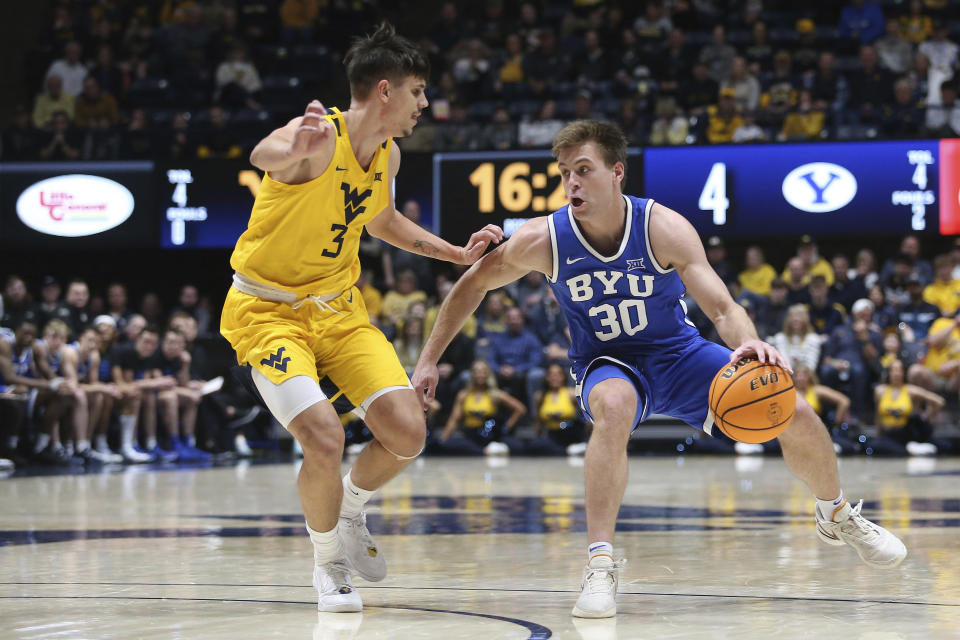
(413, 120, 906, 618)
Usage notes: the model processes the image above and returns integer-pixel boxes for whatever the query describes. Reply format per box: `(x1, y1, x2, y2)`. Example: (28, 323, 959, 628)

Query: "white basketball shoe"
(313, 558, 363, 612)
(815, 499, 907, 568)
(572, 557, 627, 618)
(339, 512, 387, 582)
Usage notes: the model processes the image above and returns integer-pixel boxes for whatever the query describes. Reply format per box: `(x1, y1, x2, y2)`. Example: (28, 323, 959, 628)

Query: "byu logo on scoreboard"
(781, 162, 857, 213)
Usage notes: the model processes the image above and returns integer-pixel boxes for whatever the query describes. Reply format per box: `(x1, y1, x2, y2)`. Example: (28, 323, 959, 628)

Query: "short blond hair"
(551, 120, 627, 174)
(43, 319, 69, 338)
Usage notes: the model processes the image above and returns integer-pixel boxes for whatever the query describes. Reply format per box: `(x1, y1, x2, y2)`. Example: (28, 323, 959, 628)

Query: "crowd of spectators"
(3, 211, 959, 472)
(3, 0, 960, 161)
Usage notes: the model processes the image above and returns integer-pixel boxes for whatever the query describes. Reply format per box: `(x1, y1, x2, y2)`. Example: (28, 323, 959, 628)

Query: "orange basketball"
(708, 359, 796, 444)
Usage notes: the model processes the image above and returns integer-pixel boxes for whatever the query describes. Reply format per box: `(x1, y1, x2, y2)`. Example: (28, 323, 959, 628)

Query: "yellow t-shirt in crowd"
(924, 316, 960, 373)
(739, 264, 777, 297)
(923, 279, 960, 315)
(781, 257, 835, 286)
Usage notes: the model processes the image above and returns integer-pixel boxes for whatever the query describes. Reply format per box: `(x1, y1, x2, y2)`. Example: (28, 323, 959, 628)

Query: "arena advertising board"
(2, 139, 959, 249)
(643, 138, 960, 237)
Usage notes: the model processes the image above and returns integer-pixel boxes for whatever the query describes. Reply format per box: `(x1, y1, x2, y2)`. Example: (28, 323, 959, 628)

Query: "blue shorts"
(574, 337, 732, 434)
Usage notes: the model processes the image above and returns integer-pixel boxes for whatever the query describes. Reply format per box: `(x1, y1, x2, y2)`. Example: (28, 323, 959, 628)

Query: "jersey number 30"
(588, 300, 648, 341)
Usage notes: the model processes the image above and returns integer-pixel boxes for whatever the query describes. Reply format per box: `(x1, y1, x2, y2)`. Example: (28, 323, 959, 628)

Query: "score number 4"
(698, 162, 729, 225)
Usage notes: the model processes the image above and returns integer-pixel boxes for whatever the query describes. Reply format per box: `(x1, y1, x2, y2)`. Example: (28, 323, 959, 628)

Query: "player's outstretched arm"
(366, 143, 504, 265)
(648, 202, 791, 370)
(411, 218, 553, 410)
(249, 100, 335, 175)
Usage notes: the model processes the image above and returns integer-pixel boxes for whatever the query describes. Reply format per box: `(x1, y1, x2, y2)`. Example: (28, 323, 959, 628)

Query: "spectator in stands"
(700, 24, 736, 84)
(393, 314, 425, 376)
(722, 56, 760, 112)
(381, 270, 427, 331)
(35, 276, 70, 331)
(518, 99, 565, 148)
(634, 1, 673, 47)
(655, 28, 692, 99)
(63, 279, 92, 340)
(74, 76, 118, 128)
(792, 18, 821, 74)
(745, 21, 773, 75)
(472, 0, 508, 49)
(879, 328, 920, 370)
(881, 234, 933, 284)
(705, 236, 734, 285)
(573, 89, 603, 121)
(830, 254, 867, 312)
(871, 359, 945, 456)
(848, 45, 894, 124)
(2, 276, 37, 329)
(883, 254, 916, 308)
(526, 362, 586, 456)
(771, 304, 821, 371)
(139, 292, 164, 327)
(2, 106, 40, 160)
(785, 257, 813, 305)
(45, 41, 88, 97)
(87, 44, 124, 97)
(706, 88, 743, 143)
(426, 2, 464, 56)
(523, 27, 570, 86)
(793, 364, 851, 430)
(882, 77, 926, 137)
(780, 90, 826, 140)
(839, 0, 885, 46)
(648, 99, 687, 146)
(119, 108, 155, 159)
(808, 275, 848, 336)
(196, 106, 243, 159)
(215, 45, 262, 109)
(172, 284, 211, 338)
(104, 282, 133, 332)
(488, 306, 544, 411)
(496, 32, 525, 88)
(479, 105, 516, 150)
(279, 0, 319, 43)
(38, 111, 82, 160)
(528, 287, 570, 365)
(897, 273, 942, 339)
(32, 76, 75, 129)
(381, 200, 435, 293)
(901, 0, 934, 45)
(867, 285, 899, 331)
(926, 81, 960, 135)
(876, 18, 915, 75)
(759, 50, 800, 125)
(679, 61, 718, 118)
(808, 51, 846, 113)
(755, 278, 790, 340)
(785, 235, 835, 286)
(83, 115, 121, 160)
(451, 38, 493, 103)
(436, 360, 526, 456)
(853, 248, 880, 289)
(436, 103, 479, 151)
(820, 300, 882, 419)
(924, 254, 960, 315)
(918, 20, 958, 101)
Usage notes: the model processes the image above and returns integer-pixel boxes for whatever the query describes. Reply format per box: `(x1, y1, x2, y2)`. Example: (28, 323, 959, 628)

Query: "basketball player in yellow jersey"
(220, 23, 503, 612)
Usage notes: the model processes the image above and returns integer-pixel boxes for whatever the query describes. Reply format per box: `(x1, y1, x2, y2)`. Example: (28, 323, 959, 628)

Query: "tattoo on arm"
(413, 239, 440, 257)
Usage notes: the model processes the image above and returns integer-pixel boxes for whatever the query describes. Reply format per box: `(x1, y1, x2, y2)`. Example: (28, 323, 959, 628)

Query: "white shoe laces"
(582, 559, 626, 595)
(343, 513, 375, 544)
(838, 500, 880, 541)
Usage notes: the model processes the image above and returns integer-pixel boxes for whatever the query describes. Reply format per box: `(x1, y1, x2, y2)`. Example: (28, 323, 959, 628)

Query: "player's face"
(557, 143, 623, 216)
(79, 330, 99, 353)
(388, 75, 428, 137)
(44, 332, 65, 351)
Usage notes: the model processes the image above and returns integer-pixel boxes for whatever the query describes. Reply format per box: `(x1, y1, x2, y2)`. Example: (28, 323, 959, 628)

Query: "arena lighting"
(15, 174, 134, 237)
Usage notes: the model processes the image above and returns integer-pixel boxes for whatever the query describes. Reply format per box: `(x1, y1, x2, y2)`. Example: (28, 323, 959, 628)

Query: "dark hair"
(140, 324, 161, 337)
(344, 22, 430, 98)
(551, 120, 628, 174)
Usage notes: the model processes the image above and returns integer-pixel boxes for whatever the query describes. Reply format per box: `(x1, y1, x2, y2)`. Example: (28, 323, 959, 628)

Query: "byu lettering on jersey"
(545, 194, 732, 433)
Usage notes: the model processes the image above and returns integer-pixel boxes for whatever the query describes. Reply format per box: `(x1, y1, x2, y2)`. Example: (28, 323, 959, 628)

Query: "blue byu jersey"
(545, 195, 700, 367)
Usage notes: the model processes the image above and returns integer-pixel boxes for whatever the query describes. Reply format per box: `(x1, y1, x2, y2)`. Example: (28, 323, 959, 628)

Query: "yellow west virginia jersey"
(539, 389, 578, 431)
(230, 108, 393, 296)
(877, 386, 912, 430)
(462, 391, 497, 429)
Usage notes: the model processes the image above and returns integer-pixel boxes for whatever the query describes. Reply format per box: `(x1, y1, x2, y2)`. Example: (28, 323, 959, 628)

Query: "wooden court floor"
(1, 455, 959, 639)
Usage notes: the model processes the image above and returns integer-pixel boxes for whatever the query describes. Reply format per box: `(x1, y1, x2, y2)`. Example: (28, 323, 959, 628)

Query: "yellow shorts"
(220, 285, 410, 413)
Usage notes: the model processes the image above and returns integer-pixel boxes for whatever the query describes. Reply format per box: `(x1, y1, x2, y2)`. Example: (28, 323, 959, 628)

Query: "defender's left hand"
(459, 224, 504, 264)
(730, 339, 793, 374)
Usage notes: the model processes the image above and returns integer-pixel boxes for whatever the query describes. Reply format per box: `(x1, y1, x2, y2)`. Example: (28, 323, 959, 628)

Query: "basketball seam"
(711, 361, 767, 418)
(718, 384, 796, 422)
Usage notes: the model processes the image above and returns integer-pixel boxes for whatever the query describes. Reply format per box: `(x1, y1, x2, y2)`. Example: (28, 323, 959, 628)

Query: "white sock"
(34, 433, 51, 453)
(588, 541, 614, 567)
(145, 436, 157, 450)
(339, 471, 374, 519)
(306, 523, 343, 565)
(120, 415, 137, 449)
(185, 434, 196, 447)
(817, 490, 845, 522)
(76, 439, 90, 453)
(95, 435, 108, 451)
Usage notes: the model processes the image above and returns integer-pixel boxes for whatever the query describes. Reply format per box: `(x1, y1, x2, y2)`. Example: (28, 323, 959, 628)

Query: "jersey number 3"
(322, 223, 348, 258)
(588, 300, 648, 341)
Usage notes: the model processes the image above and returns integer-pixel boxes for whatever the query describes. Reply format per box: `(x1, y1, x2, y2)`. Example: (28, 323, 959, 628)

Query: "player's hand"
(730, 339, 793, 374)
(289, 100, 333, 160)
(459, 224, 504, 264)
(411, 362, 440, 413)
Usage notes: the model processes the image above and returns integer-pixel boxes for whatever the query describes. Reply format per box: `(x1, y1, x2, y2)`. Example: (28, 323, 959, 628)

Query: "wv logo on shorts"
(342, 182, 372, 225)
(260, 346, 291, 373)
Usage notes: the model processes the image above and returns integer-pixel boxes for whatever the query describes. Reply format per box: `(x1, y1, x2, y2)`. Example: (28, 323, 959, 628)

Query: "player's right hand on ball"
(289, 100, 333, 159)
(411, 362, 439, 413)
